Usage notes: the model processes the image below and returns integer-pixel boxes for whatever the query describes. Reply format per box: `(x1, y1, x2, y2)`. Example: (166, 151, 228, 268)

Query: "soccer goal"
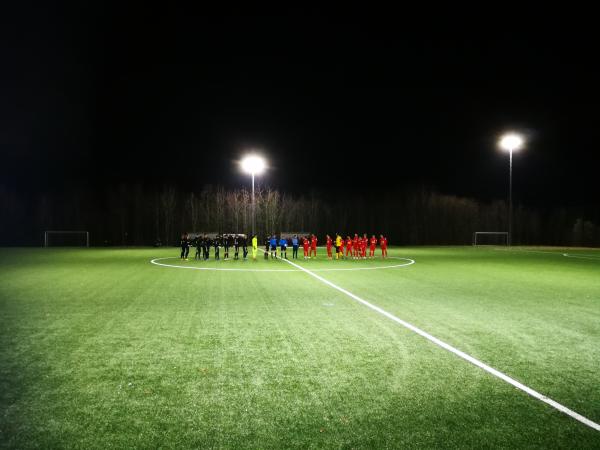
(44, 231, 89, 247)
(472, 231, 508, 246)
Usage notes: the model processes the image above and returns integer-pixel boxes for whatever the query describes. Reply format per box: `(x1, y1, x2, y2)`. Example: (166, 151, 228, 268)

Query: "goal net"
(473, 231, 508, 246)
(44, 231, 89, 247)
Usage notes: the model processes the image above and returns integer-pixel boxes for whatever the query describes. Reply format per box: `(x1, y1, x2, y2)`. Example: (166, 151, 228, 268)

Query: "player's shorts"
(270, 245, 276, 251)
(280, 245, 286, 251)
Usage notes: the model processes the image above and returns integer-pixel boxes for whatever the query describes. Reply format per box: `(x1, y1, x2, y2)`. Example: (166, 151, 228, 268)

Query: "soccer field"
(0, 246, 599, 448)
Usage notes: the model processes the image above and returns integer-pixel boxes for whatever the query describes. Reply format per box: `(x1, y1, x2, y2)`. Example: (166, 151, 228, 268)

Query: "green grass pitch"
(1, 246, 599, 448)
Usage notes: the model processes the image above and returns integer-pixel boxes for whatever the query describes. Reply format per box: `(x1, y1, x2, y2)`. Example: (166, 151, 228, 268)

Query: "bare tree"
(187, 192, 201, 233)
(214, 187, 226, 233)
(160, 186, 177, 245)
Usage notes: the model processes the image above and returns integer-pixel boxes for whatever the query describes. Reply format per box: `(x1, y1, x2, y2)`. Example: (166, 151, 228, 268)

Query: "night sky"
(2, 7, 599, 208)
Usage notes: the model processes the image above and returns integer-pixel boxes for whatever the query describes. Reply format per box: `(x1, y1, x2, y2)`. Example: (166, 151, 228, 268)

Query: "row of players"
(265, 234, 389, 260)
(179, 233, 252, 260)
(180, 233, 389, 261)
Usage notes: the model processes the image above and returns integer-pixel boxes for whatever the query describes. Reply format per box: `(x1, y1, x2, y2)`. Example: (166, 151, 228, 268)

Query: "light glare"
(241, 155, 266, 175)
(499, 133, 524, 152)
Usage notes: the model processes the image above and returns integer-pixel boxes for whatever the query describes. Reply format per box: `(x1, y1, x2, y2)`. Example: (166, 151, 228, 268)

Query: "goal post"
(473, 231, 508, 246)
(44, 231, 90, 247)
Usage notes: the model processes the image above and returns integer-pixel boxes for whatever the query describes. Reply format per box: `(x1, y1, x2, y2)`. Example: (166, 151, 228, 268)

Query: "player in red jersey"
(353, 234, 359, 259)
(310, 234, 318, 258)
(303, 236, 310, 259)
(345, 236, 352, 257)
(369, 235, 377, 257)
(379, 234, 388, 258)
(362, 233, 368, 259)
(326, 234, 333, 259)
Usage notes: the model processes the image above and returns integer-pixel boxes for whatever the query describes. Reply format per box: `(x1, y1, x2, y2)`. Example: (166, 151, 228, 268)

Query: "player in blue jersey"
(279, 236, 288, 259)
(269, 235, 278, 259)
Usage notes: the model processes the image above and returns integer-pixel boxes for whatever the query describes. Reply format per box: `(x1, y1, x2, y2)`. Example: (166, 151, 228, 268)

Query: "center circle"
(150, 257, 415, 272)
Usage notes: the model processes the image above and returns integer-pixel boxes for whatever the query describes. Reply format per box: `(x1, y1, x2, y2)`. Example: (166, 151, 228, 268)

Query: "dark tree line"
(0, 184, 599, 247)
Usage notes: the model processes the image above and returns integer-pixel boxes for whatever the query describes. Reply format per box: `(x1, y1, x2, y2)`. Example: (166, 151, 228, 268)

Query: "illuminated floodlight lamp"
(241, 155, 266, 175)
(499, 133, 524, 152)
(241, 154, 267, 239)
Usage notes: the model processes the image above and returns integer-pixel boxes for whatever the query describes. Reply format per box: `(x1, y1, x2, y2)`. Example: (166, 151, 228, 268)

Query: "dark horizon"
(2, 8, 600, 210)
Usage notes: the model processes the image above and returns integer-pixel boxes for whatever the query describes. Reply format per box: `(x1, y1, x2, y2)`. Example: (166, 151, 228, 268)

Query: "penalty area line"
(278, 256, 600, 432)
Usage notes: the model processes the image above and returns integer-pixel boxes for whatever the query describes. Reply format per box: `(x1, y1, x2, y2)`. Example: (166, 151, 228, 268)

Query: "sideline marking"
(150, 256, 414, 272)
(277, 255, 600, 432)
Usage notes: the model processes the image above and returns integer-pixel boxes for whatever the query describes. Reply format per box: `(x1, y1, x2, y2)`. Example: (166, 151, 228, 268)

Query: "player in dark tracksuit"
(213, 236, 220, 260)
(234, 235, 240, 260)
(264, 237, 270, 259)
(242, 235, 248, 259)
(203, 235, 210, 260)
(194, 236, 202, 260)
(180, 233, 190, 260)
(223, 235, 230, 260)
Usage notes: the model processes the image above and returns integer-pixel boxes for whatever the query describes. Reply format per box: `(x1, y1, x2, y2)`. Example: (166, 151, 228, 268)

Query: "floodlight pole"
(508, 149, 513, 246)
(242, 154, 265, 237)
(251, 172, 256, 237)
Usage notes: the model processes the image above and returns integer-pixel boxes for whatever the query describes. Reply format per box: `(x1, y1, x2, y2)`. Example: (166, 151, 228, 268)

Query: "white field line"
(567, 253, 600, 258)
(301, 257, 414, 271)
(151, 257, 299, 272)
(277, 255, 600, 432)
(493, 248, 600, 261)
(563, 254, 600, 260)
(151, 257, 414, 272)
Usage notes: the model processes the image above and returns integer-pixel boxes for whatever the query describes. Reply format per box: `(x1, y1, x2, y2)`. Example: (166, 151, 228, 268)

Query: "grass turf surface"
(0, 246, 599, 448)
